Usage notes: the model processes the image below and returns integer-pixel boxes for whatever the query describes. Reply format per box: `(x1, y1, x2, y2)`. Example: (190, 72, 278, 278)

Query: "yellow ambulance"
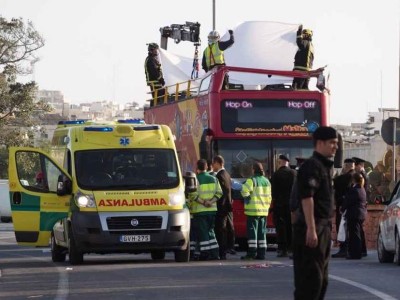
(8, 119, 190, 264)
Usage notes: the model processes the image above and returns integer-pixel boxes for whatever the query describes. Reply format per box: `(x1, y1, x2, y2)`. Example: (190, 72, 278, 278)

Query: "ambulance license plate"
(267, 228, 276, 234)
(120, 235, 150, 243)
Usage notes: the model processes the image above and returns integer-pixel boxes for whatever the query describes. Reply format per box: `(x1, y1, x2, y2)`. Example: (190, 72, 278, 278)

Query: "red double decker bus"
(144, 65, 331, 248)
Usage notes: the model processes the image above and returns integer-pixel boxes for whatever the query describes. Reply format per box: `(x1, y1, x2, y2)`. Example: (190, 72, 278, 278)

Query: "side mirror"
(57, 174, 72, 196)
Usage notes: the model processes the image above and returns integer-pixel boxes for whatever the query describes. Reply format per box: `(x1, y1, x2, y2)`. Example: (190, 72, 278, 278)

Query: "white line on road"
(330, 274, 398, 300)
(0, 248, 50, 252)
(0, 250, 69, 299)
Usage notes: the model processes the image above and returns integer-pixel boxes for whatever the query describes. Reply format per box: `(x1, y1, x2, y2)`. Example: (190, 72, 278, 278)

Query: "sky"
(0, 0, 399, 125)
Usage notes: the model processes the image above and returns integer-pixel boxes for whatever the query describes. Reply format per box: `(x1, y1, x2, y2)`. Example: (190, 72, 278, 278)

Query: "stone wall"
(331, 205, 385, 249)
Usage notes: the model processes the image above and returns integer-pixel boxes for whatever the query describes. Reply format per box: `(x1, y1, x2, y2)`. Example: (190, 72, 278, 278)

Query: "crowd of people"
(186, 156, 271, 261)
(184, 126, 380, 299)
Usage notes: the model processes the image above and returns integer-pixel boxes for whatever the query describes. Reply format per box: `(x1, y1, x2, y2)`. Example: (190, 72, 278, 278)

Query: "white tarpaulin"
(159, 21, 300, 90)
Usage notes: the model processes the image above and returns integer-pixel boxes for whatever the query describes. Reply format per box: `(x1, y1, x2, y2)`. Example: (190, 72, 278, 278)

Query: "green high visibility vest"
(188, 172, 222, 214)
(241, 175, 271, 216)
(204, 43, 225, 69)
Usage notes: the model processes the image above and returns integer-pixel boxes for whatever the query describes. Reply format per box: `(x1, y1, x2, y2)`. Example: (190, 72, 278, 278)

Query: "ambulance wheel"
(69, 229, 84, 265)
(174, 244, 190, 262)
(151, 250, 166, 260)
(51, 232, 66, 262)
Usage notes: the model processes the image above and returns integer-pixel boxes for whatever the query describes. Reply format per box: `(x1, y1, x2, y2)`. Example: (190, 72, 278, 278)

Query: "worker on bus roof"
(292, 25, 314, 90)
(202, 29, 234, 73)
(145, 42, 165, 106)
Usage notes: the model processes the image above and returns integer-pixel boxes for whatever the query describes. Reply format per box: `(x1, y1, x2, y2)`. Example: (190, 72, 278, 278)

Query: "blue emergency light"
(117, 119, 145, 124)
(58, 120, 86, 125)
(83, 127, 113, 132)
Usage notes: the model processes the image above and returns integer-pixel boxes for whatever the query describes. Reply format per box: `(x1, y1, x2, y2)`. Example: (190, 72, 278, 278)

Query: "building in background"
(35, 91, 397, 178)
(37, 90, 65, 116)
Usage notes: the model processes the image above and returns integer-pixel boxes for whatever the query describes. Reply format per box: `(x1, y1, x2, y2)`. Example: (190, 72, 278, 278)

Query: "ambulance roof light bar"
(83, 127, 114, 132)
(117, 119, 145, 124)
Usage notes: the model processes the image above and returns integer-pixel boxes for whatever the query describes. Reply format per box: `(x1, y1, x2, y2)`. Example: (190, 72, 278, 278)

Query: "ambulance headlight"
(169, 190, 185, 206)
(75, 193, 96, 208)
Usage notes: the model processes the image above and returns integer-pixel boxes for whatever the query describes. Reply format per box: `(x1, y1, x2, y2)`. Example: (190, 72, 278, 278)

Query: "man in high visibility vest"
(188, 159, 223, 260)
(202, 29, 234, 73)
(240, 162, 272, 260)
(292, 25, 314, 90)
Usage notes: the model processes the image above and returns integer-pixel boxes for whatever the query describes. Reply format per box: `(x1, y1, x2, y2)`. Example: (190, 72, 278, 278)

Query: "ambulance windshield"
(75, 149, 179, 190)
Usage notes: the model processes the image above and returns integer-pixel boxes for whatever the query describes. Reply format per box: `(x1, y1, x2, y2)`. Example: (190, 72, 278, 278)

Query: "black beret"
(352, 157, 366, 164)
(344, 158, 355, 163)
(312, 126, 338, 141)
(279, 154, 290, 162)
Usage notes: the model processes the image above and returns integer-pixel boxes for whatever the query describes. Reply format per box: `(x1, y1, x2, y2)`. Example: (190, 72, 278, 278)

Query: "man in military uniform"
(292, 126, 338, 300)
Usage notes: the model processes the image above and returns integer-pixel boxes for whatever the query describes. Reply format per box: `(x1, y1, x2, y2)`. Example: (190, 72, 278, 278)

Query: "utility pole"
(212, 0, 216, 30)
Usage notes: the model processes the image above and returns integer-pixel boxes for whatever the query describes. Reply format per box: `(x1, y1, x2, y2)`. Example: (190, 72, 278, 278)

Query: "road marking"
(330, 274, 398, 300)
(55, 267, 69, 300)
(0, 250, 69, 299)
(0, 248, 50, 252)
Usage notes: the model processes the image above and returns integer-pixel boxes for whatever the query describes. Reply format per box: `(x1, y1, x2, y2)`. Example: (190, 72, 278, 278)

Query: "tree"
(0, 16, 50, 178)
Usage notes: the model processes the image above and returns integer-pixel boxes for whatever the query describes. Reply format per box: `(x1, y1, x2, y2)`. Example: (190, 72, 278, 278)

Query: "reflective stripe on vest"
(242, 177, 271, 216)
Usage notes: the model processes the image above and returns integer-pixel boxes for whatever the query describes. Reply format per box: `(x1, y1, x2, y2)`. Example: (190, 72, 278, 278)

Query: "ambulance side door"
(8, 147, 71, 247)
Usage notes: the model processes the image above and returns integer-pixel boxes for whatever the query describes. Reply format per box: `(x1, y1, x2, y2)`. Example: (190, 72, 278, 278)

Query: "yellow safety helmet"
(302, 29, 313, 37)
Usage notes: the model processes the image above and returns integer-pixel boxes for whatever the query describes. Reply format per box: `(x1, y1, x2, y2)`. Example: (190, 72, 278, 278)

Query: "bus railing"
(148, 78, 200, 106)
(146, 65, 328, 106)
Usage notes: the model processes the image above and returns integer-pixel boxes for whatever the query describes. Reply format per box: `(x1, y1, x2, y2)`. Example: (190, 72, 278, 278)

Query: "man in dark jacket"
(145, 43, 165, 106)
(292, 25, 314, 90)
(352, 156, 369, 257)
(341, 172, 367, 259)
(292, 126, 338, 300)
(271, 154, 296, 257)
(332, 158, 355, 258)
(212, 155, 235, 259)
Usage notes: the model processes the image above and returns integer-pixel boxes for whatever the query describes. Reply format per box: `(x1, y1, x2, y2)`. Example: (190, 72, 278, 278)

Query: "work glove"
(244, 196, 250, 205)
(159, 77, 165, 86)
(297, 24, 303, 35)
(228, 29, 233, 35)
